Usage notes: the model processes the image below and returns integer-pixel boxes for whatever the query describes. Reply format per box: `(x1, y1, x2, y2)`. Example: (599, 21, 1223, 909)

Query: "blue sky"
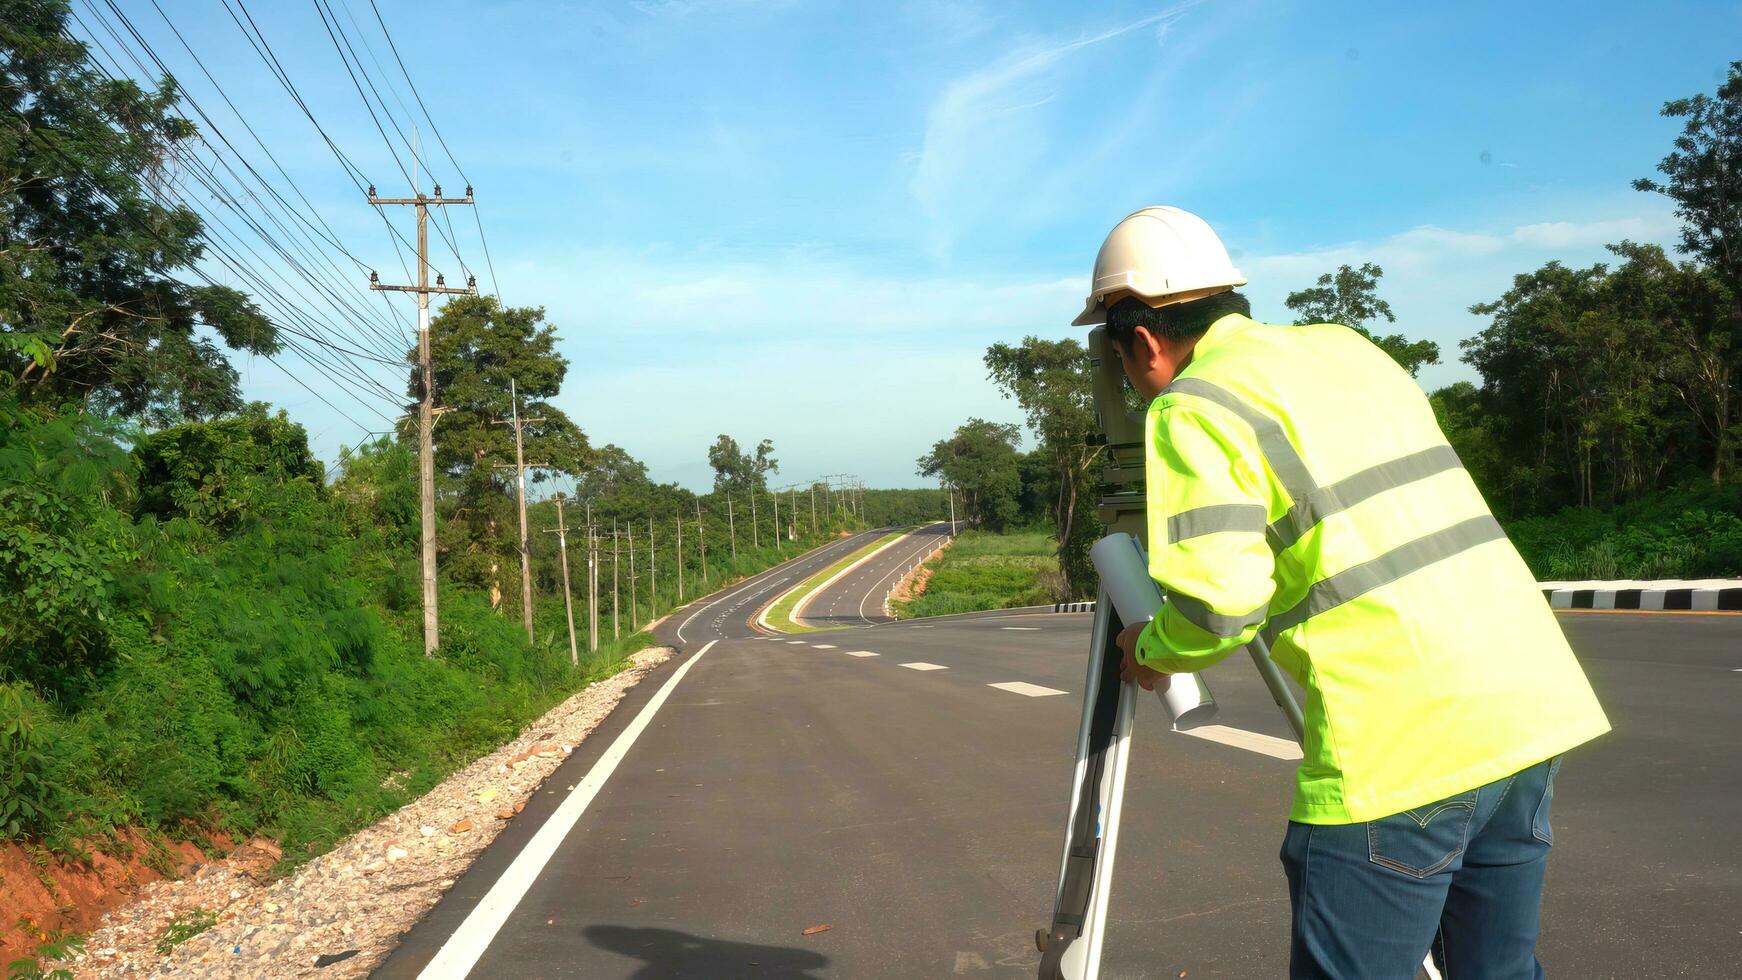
(106, 0, 1739, 488)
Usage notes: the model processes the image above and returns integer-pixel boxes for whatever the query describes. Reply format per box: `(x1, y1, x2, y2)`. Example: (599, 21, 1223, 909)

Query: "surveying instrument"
(1035, 326, 1308, 980)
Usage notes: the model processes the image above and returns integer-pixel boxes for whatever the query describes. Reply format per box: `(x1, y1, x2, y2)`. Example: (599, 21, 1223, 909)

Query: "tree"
(1285, 263, 1440, 376)
(706, 434, 777, 495)
(916, 418, 1023, 530)
(1, 3, 277, 422)
(1633, 63, 1742, 481)
(1463, 253, 1696, 511)
(422, 296, 590, 599)
(984, 337, 1102, 593)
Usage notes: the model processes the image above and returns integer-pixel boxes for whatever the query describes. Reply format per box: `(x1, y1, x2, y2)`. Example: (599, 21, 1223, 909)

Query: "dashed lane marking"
(988, 681, 1068, 697)
(787, 640, 807, 645)
(812, 644, 837, 649)
(845, 651, 879, 658)
(999, 626, 1041, 631)
(1178, 724, 1304, 761)
(899, 662, 948, 671)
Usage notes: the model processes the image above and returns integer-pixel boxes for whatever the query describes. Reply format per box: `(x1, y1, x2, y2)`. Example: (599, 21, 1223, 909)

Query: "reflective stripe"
(1162, 378, 1319, 497)
(1168, 590, 1269, 638)
(1268, 445, 1466, 552)
(1168, 503, 1268, 543)
(1262, 515, 1506, 643)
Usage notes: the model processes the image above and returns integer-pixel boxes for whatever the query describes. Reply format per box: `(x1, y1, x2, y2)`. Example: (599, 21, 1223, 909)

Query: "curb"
(1541, 584, 1742, 611)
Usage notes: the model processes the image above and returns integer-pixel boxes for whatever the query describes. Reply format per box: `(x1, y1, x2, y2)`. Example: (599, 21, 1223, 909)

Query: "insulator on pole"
(434, 183, 442, 197)
(436, 273, 446, 287)
(367, 184, 376, 197)
(369, 270, 379, 284)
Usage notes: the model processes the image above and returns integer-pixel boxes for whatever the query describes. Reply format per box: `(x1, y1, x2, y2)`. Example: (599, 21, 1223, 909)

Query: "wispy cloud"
(908, 4, 1202, 262)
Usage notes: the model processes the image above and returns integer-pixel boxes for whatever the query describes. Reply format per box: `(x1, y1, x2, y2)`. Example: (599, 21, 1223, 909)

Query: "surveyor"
(1077, 206, 1610, 979)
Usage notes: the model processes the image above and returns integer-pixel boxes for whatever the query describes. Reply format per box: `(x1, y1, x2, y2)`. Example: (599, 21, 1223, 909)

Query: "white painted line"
(988, 681, 1068, 697)
(845, 650, 879, 658)
(787, 640, 807, 645)
(1178, 724, 1303, 761)
(1000, 626, 1041, 631)
(811, 644, 837, 649)
(418, 641, 716, 979)
(899, 662, 948, 671)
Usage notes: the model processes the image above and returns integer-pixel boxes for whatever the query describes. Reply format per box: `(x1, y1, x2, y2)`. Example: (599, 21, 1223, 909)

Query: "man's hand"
(1116, 621, 1171, 692)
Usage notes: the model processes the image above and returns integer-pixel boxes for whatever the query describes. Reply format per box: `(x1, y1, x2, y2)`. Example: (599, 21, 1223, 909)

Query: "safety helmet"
(1071, 206, 1247, 326)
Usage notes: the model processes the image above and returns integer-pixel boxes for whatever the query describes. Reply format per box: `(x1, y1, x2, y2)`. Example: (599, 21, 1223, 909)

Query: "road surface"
(795, 521, 954, 628)
(378, 539, 1742, 979)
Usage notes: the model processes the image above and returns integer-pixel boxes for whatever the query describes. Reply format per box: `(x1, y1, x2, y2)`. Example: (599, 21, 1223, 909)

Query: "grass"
(892, 529, 1061, 619)
(760, 530, 909, 633)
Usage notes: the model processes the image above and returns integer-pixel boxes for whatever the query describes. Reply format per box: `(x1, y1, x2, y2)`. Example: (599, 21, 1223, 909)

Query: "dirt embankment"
(0, 831, 255, 965)
(887, 535, 956, 612)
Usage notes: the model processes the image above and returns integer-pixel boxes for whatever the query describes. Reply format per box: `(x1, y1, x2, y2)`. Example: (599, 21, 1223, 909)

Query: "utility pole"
(696, 500, 708, 581)
(543, 494, 579, 665)
(675, 516, 683, 600)
(771, 489, 780, 553)
(585, 498, 598, 653)
(810, 485, 817, 535)
(948, 485, 957, 535)
(648, 516, 657, 620)
(727, 493, 737, 560)
(368, 178, 476, 656)
(750, 491, 759, 549)
(628, 525, 637, 629)
(612, 519, 620, 640)
(790, 487, 797, 540)
(491, 379, 545, 642)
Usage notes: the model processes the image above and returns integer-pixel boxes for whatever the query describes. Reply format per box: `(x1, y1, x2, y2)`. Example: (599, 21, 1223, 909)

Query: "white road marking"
(418, 641, 716, 979)
(899, 662, 948, 671)
(811, 644, 837, 649)
(999, 626, 1041, 631)
(845, 650, 879, 658)
(988, 681, 1068, 697)
(1177, 724, 1304, 761)
(787, 640, 807, 645)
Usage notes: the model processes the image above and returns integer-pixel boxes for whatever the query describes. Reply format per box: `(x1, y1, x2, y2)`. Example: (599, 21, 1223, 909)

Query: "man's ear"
(1131, 324, 1163, 368)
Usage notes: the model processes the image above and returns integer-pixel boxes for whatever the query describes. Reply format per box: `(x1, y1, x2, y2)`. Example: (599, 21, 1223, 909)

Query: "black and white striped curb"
(1051, 581, 1742, 616)
(1542, 582, 1742, 612)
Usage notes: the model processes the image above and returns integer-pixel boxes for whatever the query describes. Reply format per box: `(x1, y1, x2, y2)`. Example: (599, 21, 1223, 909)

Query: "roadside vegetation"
(0, 0, 869, 897)
(892, 530, 1061, 619)
(761, 529, 908, 632)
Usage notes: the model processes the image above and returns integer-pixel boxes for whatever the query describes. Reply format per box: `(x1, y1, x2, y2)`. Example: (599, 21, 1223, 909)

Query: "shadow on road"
(584, 925, 830, 978)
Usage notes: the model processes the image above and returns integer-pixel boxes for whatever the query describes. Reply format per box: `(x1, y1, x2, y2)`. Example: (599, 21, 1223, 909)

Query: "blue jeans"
(1280, 756, 1562, 979)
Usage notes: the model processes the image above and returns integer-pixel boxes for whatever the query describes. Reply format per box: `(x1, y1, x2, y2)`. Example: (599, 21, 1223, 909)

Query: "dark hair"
(1105, 290, 1251, 350)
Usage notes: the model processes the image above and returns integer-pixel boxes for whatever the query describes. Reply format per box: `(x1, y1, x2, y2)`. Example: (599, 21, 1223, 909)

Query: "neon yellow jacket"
(1134, 314, 1610, 824)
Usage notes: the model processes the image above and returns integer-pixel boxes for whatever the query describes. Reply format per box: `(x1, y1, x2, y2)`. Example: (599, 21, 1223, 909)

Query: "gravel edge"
(68, 645, 675, 979)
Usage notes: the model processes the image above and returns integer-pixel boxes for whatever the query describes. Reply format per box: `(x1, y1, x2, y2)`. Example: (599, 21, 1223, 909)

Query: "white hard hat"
(1071, 206, 1247, 326)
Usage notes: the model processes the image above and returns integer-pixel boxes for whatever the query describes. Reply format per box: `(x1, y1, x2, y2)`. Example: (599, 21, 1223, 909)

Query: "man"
(1075, 206, 1610, 979)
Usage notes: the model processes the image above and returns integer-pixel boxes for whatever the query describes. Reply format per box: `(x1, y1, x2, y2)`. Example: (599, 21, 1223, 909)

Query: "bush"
(1507, 483, 1742, 579)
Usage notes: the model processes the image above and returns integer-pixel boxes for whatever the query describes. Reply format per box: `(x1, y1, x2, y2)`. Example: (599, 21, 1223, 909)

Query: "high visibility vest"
(1135, 314, 1610, 824)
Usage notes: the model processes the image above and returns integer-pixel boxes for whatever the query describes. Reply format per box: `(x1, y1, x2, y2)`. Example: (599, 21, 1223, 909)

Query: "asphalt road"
(796, 522, 954, 628)
(377, 538, 1742, 979)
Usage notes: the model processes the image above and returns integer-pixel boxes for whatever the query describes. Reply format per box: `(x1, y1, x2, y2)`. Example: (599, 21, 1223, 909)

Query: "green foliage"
(1285, 263, 1440, 376)
(984, 338, 1102, 595)
(154, 908, 216, 956)
(1506, 484, 1742, 579)
(0, 2, 277, 422)
(916, 418, 1024, 531)
(894, 530, 1061, 619)
(133, 404, 324, 528)
(707, 435, 778, 495)
(6, 926, 83, 980)
(860, 488, 948, 526)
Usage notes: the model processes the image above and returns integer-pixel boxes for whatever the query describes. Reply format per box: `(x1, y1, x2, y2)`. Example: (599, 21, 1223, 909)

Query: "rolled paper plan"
(1089, 533, 1219, 730)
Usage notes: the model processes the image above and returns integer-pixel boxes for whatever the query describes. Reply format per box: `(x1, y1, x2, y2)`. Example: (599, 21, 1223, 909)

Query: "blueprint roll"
(1090, 533, 1218, 731)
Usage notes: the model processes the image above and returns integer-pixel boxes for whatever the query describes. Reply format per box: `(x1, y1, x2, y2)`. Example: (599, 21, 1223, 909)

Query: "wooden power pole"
(675, 516, 683, 601)
(543, 493, 579, 665)
(612, 519, 621, 640)
(696, 500, 708, 581)
(727, 493, 737, 560)
(368, 179, 476, 656)
(492, 378, 544, 642)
